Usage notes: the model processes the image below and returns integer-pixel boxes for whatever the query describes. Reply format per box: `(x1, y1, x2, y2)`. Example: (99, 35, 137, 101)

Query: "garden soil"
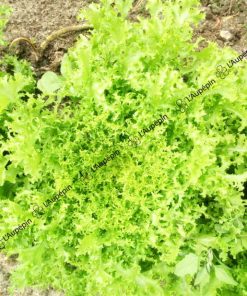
(1, 0, 95, 76)
(0, 0, 246, 295)
(197, 0, 246, 52)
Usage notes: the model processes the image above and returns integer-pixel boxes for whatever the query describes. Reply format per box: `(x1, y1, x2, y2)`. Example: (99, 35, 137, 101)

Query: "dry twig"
(9, 37, 39, 61)
(228, 0, 234, 15)
(40, 24, 93, 54)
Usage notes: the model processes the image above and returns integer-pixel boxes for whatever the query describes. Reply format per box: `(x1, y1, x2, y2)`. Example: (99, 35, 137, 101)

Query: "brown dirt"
(196, 0, 247, 53)
(1, 0, 95, 76)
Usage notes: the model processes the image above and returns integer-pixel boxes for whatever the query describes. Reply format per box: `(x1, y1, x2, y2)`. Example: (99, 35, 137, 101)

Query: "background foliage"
(0, 0, 246, 295)
(0, 5, 11, 46)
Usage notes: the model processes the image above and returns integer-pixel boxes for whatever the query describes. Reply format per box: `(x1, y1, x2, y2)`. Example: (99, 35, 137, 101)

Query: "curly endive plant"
(0, 0, 246, 295)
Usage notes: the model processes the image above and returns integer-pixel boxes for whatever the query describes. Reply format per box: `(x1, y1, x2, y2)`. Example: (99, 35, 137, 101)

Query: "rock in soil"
(219, 29, 234, 41)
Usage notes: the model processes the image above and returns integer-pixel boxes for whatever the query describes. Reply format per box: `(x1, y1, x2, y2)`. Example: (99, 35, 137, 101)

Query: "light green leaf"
(174, 253, 199, 277)
(76, 234, 100, 255)
(214, 265, 237, 286)
(37, 71, 62, 94)
(0, 73, 31, 113)
(198, 235, 217, 247)
(194, 266, 210, 286)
